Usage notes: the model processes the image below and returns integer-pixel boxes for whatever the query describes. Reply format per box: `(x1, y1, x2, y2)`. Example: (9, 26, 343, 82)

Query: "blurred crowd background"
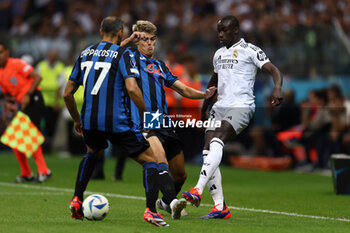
(1, 0, 350, 173)
(2, 0, 350, 75)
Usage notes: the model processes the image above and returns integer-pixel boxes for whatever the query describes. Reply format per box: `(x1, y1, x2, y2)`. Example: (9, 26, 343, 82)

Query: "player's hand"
(21, 95, 30, 111)
(73, 121, 83, 136)
(130, 32, 146, 43)
(271, 86, 283, 106)
(121, 32, 146, 46)
(205, 86, 217, 99)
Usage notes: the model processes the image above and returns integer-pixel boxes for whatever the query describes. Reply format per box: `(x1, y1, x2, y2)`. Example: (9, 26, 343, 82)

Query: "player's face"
(217, 20, 239, 48)
(137, 32, 156, 58)
(0, 45, 9, 67)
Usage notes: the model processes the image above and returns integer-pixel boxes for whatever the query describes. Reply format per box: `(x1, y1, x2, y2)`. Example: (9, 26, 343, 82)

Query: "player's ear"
(117, 29, 123, 38)
(100, 28, 103, 38)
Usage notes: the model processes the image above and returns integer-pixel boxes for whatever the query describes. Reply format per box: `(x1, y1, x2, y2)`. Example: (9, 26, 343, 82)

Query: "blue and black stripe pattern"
(130, 51, 178, 126)
(69, 42, 140, 133)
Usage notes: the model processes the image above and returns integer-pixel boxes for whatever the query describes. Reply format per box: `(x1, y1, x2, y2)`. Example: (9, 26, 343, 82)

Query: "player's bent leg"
(148, 136, 185, 219)
(147, 136, 175, 206)
(168, 151, 188, 217)
(169, 151, 187, 194)
(147, 136, 167, 164)
(183, 122, 235, 206)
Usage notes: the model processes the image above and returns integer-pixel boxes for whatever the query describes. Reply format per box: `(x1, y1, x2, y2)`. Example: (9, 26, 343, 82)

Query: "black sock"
(143, 162, 159, 212)
(158, 163, 176, 205)
(74, 153, 98, 201)
(162, 180, 184, 205)
(173, 180, 185, 196)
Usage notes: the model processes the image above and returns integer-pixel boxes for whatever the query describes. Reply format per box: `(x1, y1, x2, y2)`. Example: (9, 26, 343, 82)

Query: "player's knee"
(87, 147, 103, 158)
(153, 152, 167, 164)
(134, 148, 157, 164)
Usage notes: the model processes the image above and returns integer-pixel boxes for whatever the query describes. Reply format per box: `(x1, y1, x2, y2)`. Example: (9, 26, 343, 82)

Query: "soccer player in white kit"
(182, 15, 283, 219)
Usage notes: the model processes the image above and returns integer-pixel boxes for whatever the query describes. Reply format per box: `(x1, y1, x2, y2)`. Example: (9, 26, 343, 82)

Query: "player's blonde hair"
(132, 20, 157, 35)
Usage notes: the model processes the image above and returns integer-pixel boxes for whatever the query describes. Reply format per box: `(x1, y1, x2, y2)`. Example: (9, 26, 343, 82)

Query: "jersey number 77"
(81, 61, 111, 95)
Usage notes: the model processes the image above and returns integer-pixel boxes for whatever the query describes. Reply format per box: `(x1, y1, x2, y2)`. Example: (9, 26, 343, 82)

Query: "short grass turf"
(0, 152, 349, 233)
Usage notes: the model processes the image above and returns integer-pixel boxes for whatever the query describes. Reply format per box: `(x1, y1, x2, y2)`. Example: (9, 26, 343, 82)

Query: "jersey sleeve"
(249, 45, 270, 69)
(18, 59, 34, 78)
(118, 49, 140, 80)
(160, 61, 178, 87)
(69, 56, 82, 85)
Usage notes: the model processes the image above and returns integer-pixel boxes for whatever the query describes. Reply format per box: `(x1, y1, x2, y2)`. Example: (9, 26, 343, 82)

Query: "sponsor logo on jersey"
(144, 64, 164, 77)
(257, 50, 267, 61)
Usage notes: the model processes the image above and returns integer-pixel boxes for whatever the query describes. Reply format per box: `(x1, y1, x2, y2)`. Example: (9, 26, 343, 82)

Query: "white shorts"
(206, 103, 255, 135)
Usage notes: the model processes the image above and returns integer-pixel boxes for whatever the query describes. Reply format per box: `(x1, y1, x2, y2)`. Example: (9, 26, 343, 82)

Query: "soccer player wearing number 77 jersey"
(64, 16, 169, 227)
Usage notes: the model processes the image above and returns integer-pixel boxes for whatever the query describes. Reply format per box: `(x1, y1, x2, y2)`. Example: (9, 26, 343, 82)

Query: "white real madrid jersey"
(213, 38, 269, 107)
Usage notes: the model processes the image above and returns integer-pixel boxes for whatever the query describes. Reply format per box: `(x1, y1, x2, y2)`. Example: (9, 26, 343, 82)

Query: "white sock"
(207, 167, 224, 210)
(195, 138, 224, 195)
(160, 199, 168, 208)
(204, 149, 224, 210)
(170, 198, 178, 210)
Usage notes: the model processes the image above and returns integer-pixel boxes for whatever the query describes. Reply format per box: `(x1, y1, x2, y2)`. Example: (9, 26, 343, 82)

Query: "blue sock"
(143, 161, 159, 212)
(74, 153, 98, 201)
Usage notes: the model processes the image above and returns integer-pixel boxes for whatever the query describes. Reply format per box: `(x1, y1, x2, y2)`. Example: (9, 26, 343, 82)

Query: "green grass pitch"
(0, 152, 349, 233)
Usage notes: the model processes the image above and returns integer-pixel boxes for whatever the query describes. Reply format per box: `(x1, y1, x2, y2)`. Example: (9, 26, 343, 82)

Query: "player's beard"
(116, 35, 123, 45)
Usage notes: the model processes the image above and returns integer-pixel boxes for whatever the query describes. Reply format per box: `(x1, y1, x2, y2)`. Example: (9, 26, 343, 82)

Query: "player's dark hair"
(221, 15, 240, 29)
(0, 40, 9, 50)
(100, 17, 124, 37)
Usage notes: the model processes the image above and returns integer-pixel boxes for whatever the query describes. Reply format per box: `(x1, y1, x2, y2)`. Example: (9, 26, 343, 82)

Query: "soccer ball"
(82, 194, 109, 220)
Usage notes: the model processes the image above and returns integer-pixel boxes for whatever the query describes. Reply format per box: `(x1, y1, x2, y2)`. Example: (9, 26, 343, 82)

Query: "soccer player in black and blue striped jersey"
(129, 20, 216, 220)
(64, 17, 169, 227)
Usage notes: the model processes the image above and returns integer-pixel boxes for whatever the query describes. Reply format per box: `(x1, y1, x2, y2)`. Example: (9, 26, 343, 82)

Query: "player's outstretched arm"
(170, 80, 216, 100)
(63, 80, 82, 136)
(262, 62, 283, 106)
(125, 77, 146, 113)
(201, 72, 218, 120)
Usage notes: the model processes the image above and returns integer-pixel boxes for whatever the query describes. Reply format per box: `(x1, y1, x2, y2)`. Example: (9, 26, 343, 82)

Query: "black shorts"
(83, 129, 150, 158)
(23, 90, 45, 129)
(146, 128, 183, 161)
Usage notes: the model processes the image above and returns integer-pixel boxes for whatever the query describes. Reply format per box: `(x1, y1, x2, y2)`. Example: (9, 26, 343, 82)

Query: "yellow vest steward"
(38, 60, 65, 107)
(63, 66, 84, 111)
